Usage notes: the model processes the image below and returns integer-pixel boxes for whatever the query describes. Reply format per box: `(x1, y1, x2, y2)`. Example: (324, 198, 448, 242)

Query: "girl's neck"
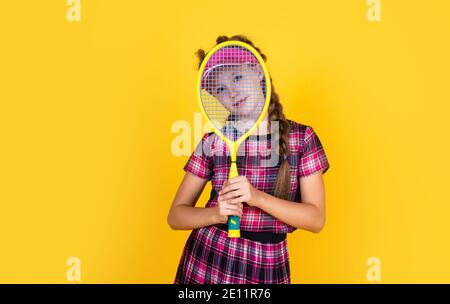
(232, 114, 271, 136)
(253, 114, 271, 136)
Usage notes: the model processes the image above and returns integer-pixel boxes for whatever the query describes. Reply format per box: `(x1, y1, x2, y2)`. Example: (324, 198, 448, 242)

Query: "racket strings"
(200, 45, 267, 142)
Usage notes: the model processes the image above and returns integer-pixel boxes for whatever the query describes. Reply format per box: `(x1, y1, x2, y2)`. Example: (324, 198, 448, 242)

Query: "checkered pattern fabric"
(175, 225, 290, 284)
(175, 119, 330, 284)
(183, 119, 330, 233)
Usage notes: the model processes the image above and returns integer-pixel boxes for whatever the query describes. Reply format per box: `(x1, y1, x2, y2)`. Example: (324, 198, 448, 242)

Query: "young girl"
(168, 35, 330, 284)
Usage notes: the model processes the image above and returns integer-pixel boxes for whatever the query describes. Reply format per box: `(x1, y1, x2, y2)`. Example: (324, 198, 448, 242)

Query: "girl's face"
(208, 64, 265, 119)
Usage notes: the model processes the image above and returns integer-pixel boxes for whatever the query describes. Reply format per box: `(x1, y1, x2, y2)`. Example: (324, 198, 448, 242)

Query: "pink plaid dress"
(174, 119, 330, 284)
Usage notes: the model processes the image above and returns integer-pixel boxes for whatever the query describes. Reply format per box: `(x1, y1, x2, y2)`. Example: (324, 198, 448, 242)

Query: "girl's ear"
(243, 63, 264, 81)
(252, 64, 264, 81)
(258, 70, 264, 81)
(256, 65, 264, 81)
(247, 63, 264, 81)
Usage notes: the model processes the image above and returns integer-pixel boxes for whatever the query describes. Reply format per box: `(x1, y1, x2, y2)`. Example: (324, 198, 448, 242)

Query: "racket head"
(197, 41, 271, 147)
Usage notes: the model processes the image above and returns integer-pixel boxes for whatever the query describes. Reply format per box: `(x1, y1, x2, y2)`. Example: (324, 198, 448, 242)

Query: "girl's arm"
(218, 169, 326, 233)
(257, 169, 326, 233)
(167, 172, 243, 230)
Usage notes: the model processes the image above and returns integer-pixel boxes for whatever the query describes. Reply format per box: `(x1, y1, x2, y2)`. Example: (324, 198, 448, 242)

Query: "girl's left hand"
(218, 176, 262, 207)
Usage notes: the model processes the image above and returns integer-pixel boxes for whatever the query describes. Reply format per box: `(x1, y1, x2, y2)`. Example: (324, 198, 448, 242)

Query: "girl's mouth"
(232, 97, 248, 107)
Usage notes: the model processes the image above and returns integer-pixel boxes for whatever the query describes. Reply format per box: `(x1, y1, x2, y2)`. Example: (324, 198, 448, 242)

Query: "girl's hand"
(214, 194, 243, 224)
(218, 176, 262, 207)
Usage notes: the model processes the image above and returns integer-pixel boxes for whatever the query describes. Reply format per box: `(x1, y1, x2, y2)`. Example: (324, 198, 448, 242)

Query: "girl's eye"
(215, 86, 225, 95)
(233, 75, 243, 82)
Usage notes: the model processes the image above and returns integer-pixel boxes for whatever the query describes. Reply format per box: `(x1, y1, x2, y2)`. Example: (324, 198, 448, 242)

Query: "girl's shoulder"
(286, 118, 305, 139)
(287, 119, 306, 135)
(286, 119, 318, 153)
(197, 131, 224, 155)
(287, 118, 313, 132)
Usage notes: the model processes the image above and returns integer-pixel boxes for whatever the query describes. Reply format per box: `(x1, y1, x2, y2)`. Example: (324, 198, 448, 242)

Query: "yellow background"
(1, 0, 449, 283)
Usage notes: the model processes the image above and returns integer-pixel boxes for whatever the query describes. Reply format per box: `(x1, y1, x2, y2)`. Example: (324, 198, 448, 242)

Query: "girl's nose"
(231, 88, 241, 100)
(230, 81, 239, 94)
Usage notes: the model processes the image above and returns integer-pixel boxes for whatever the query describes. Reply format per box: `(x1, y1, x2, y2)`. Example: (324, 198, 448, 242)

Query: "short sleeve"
(298, 126, 330, 177)
(183, 133, 214, 180)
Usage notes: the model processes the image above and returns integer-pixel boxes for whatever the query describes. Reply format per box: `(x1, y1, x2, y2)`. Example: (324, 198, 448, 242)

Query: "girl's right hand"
(214, 195, 243, 224)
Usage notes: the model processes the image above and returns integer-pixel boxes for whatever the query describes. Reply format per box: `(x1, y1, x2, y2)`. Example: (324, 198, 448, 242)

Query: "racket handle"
(228, 160, 240, 238)
(228, 215, 241, 238)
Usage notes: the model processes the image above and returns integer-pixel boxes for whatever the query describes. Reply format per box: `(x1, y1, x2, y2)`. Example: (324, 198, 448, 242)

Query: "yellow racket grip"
(228, 160, 240, 238)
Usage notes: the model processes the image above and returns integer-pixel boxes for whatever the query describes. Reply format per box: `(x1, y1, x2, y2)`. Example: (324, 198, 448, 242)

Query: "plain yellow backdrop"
(0, 0, 449, 283)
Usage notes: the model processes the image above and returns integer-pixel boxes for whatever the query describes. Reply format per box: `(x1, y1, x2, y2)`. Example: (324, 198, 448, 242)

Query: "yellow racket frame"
(196, 40, 272, 238)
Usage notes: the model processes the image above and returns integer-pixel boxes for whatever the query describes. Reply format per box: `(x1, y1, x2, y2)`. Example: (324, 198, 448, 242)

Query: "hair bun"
(216, 35, 229, 44)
